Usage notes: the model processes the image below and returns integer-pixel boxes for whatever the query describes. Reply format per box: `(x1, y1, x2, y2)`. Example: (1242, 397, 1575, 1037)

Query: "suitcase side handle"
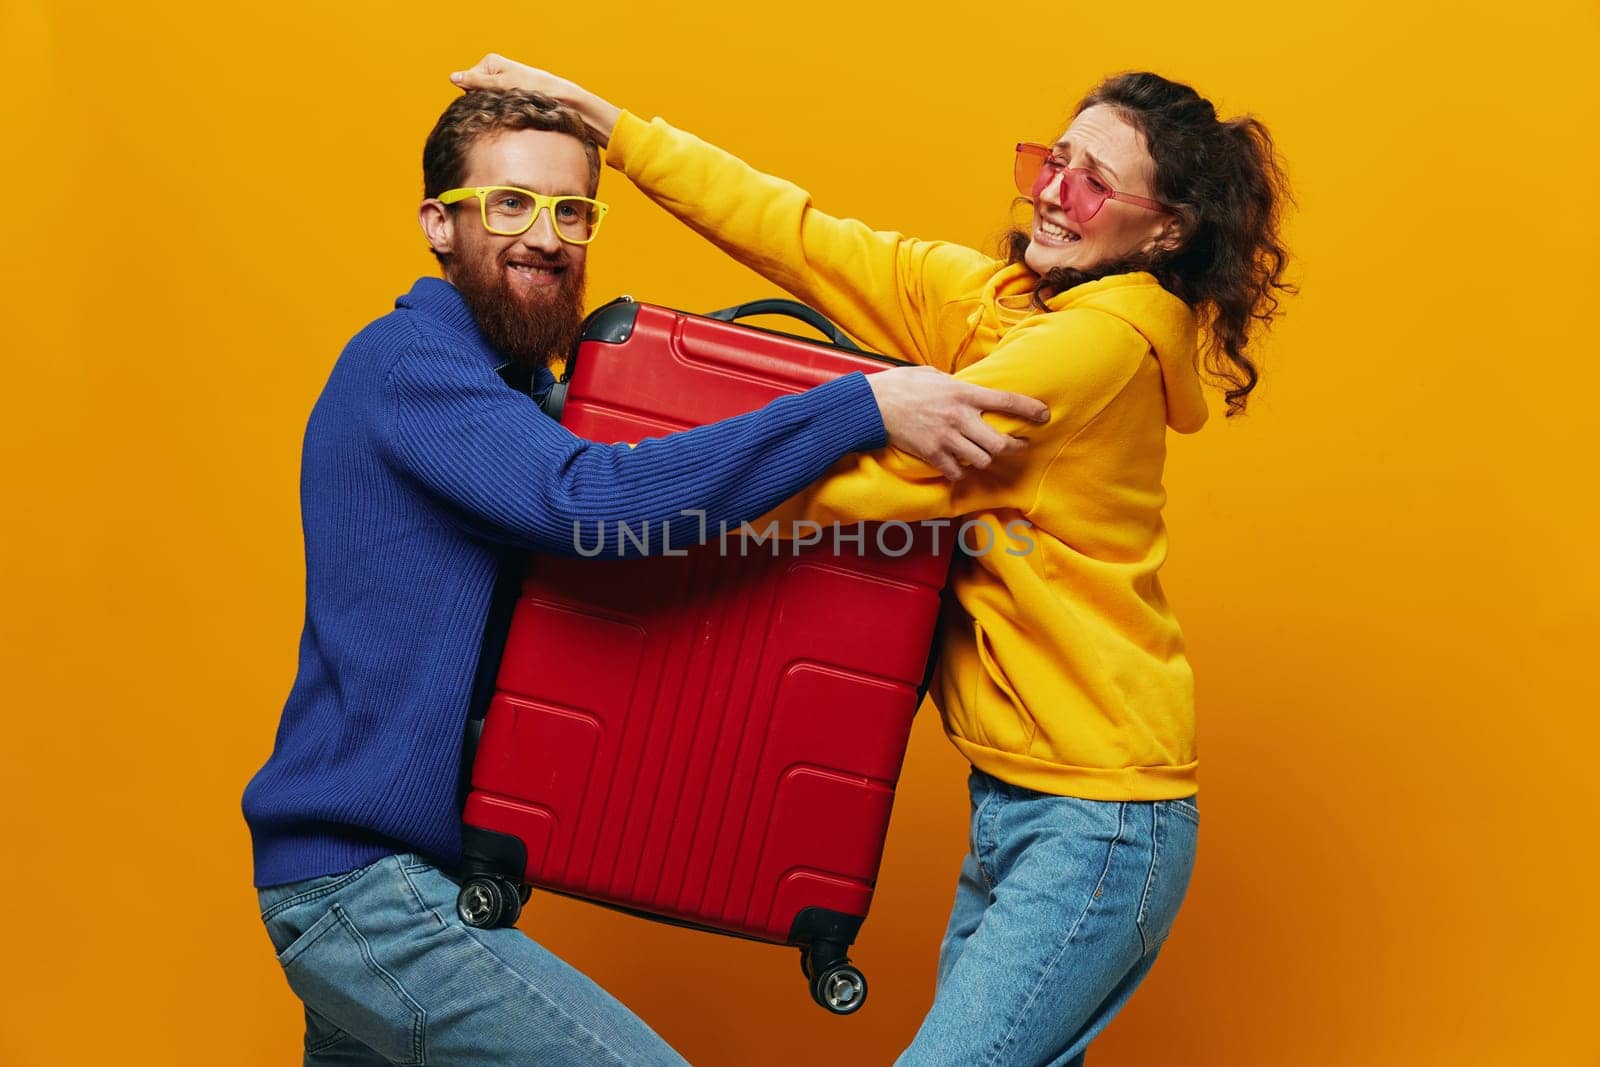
(704, 299, 864, 353)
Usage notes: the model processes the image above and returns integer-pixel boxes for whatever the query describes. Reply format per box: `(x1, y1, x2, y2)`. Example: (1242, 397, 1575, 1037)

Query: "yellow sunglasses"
(438, 186, 609, 245)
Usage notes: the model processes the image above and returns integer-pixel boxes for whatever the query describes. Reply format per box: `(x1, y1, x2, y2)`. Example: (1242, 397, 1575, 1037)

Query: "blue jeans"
(256, 851, 688, 1066)
(896, 768, 1199, 1067)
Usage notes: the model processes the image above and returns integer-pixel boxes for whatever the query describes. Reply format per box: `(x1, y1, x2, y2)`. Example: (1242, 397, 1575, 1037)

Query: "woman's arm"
(758, 308, 1156, 529)
(449, 55, 995, 371)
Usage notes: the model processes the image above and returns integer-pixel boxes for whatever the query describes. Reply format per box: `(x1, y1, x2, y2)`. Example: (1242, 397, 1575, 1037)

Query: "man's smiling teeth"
(1039, 219, 1081, 242)
(508, 263, 558, 275)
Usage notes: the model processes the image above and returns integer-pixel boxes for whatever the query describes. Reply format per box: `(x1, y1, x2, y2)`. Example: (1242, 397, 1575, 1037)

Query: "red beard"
(451, 249, 586, 369)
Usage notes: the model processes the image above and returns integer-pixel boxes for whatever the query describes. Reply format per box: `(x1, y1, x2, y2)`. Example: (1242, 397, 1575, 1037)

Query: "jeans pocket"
(1135, 802, 1199, 955)
(276, 902, 428, 1067)
(258, 859, 383, 924)
(1171, 797, 1199, 826)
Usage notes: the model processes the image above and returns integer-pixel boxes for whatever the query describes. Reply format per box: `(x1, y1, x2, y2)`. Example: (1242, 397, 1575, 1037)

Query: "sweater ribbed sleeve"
(377, 327, 887, 556)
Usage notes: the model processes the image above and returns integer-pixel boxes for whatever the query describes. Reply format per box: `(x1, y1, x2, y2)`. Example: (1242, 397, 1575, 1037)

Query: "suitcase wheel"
(494, 877, 524, 926)
(456, 876, 523, 929)
(810, 962, 868, 1015)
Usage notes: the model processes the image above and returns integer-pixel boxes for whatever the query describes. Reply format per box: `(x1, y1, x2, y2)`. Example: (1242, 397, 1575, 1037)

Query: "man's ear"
(419, 199, 455, 256)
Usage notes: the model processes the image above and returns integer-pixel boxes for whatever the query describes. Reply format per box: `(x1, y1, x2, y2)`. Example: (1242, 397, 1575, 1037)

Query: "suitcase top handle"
(705, 299, 864, 354)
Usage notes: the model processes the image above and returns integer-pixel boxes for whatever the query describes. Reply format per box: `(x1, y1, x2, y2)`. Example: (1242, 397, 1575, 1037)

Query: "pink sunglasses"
(1014, 142, 1172, 221)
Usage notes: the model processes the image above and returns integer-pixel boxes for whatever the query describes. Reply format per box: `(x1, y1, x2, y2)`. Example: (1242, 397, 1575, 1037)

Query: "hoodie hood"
(983, 267, 1209, 433)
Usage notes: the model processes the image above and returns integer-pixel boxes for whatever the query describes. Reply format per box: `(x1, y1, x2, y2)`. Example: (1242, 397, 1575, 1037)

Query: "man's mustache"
(502, 253, 567, 269)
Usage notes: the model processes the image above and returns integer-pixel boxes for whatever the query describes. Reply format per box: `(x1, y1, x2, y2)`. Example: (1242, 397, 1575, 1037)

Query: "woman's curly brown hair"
(1005, 72, 1295, 417)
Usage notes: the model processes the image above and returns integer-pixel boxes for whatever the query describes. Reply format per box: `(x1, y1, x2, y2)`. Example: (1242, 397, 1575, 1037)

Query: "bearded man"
(241, 89, 1047, 1065)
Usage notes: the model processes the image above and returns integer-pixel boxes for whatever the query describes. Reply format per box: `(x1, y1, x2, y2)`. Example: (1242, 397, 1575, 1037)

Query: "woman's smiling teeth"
(1038, 219, 1081, 243)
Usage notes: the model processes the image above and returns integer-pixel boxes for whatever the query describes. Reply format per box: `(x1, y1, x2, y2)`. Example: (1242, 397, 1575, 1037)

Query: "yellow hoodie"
(608, 112, 1207, 800)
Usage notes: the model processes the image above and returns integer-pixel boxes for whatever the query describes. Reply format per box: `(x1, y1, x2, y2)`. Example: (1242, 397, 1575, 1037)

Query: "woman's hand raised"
(450, 54, 623, 145)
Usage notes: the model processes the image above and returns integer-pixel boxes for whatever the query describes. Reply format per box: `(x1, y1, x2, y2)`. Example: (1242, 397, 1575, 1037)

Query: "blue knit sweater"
(241, 277, 887, 888)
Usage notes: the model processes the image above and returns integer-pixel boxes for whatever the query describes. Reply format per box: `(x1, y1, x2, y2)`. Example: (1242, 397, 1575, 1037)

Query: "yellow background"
(4, 1, 1598, 1064)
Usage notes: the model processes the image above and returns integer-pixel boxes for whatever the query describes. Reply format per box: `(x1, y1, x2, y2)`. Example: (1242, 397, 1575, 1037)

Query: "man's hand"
(866, 366, 1050, 480)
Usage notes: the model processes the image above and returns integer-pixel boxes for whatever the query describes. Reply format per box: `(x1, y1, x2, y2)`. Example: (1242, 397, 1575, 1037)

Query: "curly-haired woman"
(452, 55, 1293, 1067)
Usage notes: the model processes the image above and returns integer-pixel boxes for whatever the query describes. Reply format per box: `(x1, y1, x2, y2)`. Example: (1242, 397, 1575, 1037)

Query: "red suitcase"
(456, 298, 952, 1014)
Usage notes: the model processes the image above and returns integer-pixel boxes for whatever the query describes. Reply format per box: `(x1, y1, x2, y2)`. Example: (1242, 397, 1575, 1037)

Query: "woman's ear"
(1151, 218, 1188, 255)
(419, 199, 455, 256)
(1152, 207, 1199, 255)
